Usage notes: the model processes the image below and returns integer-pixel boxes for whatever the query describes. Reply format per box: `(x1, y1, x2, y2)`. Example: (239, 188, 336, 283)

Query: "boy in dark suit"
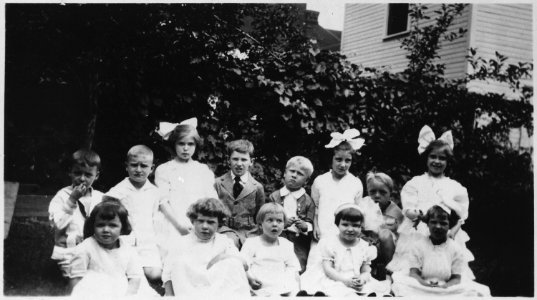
(215, 139, 265, 248)
(268, 156, 315, 273)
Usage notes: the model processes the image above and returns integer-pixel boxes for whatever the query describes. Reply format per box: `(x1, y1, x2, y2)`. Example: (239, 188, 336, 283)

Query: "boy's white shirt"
(230, 171, 249, 185)
(280, 186, 313, 234)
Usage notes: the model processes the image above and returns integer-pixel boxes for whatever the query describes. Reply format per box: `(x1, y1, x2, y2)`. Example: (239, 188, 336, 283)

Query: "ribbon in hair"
(417, 125, 454, 154)
(324, 128, 365, 150)
(156, 117, 198, 140)
(334, 203, 363, 216)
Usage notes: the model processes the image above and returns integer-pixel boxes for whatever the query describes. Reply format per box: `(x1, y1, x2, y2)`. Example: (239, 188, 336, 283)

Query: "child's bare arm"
(126, 278, 141, 295)
(164, 280, 174, 296)
(159, 202, 190, 235)
(322, 260, 357, 289)
(68, 277, 82, 294)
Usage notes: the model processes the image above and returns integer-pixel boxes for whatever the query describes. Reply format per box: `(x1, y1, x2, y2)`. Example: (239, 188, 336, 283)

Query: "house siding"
(341, 3, 471, 80)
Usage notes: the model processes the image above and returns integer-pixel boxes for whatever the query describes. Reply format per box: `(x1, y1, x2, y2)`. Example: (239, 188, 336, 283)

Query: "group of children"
(48, 118, 490, 297)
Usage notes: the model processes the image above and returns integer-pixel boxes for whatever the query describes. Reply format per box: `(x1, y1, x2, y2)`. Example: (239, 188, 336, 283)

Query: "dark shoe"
(296, 290, 310, 296)
(367, 292, 377, 297)
(313, 291, 326, 296)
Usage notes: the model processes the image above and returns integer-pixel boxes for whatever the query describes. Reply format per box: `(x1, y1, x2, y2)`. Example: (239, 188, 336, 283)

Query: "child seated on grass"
(241, 203, 301, 296)
(391, 205, 490, 296)
(48, 149, 103, 277)
(268, 156, 315, 273)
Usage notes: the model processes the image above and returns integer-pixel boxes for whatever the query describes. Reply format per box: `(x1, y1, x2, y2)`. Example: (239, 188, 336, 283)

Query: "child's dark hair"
(168, 124, 201, 148)
(333, 141, 354, 154)
(334, 207, 364, 226)
(83, 197, 132, 239)
(226, 139, 254, 157)
(187, 198, 230, 226)
(71, 148, 101, 171)
(422, 205, 460, 229)
(421, 140, 454, 160)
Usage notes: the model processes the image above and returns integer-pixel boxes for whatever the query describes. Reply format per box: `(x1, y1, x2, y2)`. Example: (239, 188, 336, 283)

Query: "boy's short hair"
(366, 171, 394, 193)
(187, 198, 230, 226)
(256, 202, 287, 225)
(71, 149, 101, 171)
(168, 124, 201, 148)
(126, 145, 154, 162)
(226, 139, 254, 157)
(286, 156, 314, 178)
(83, 198, 132, 239)
(334, 206, 364, 226)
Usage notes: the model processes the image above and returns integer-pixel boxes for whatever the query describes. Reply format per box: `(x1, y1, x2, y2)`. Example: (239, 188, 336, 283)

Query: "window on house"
(386, 3, 409, 36)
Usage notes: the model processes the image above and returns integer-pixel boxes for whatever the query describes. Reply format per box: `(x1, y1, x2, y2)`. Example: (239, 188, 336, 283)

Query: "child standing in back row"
(106, 145, 166, 282)
(269, 156, 315, 273)
(215, 139, 265, 248)
(154, 117, 219, 242)
(48, 149, 103, 277)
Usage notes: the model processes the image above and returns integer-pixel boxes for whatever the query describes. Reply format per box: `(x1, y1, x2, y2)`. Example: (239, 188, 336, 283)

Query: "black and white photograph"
(2, 1, 533, 297)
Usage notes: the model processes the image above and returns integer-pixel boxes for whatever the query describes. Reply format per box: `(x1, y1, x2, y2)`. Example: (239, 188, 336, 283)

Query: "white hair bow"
(324, 128, 365, 150)
(417, 125, 454, 154)
(334, 203, 363, 216)
(156, 117, 198, 140)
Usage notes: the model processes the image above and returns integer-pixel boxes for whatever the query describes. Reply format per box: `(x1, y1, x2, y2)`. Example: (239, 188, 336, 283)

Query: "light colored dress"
(391, 236, 490, 296)
(162, 232, 250, 297)
(390, 173, 474, 279)
(240, 236, 301, 296)
(106, 178, 164, 268)
(300, 233, 390, 297)
(69, 236, 157, 297)
(307, 171, 363, 270)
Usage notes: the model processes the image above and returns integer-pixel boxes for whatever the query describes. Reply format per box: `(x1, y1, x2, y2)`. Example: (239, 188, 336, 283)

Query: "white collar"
(230, 171, 249, 184)
(124, 177, 154, 191)
(280, 186, 305, 199)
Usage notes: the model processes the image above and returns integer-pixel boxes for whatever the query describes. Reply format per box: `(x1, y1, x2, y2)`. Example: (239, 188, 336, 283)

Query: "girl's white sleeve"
(453, 184, 469, 221)
(239, 238, 255, 267)
(203, 165, 218, 199)
(125, 247, 144, 279)
(400, 178, 419, 214)
(68, 243, 90, 278)
(311, 178, 320, 208)
(284, 240, 301, 272)
(354, 178, 363, 203)
(154, 164, 171, 193)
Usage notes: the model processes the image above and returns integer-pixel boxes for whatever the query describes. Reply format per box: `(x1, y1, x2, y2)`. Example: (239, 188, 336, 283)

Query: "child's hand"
(286, 217, 297, 228)
(294, 219, 308, 232)
(70, 183, 88, 201)
(405, 208, 420, 220)
(313, 226, 321, 241)
(248, 275, 262, 290)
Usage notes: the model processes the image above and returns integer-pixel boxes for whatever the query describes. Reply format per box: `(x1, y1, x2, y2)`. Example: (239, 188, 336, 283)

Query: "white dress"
(162, 232, 250, 297)
(69, 236, 157, 297)
(307, 171, 363, 270)
(240, 236, 301, 296)
(391, 236, 490, 297)
(300, 234, 390, 297)
(106, 178, 163, 268)
(390, 173, 474, 279)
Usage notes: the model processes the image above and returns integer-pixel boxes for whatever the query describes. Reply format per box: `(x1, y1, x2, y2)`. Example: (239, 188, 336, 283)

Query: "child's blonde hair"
(365, 171, 394, 192)
(126, 145, 153, 162)
(226, 139, 254, 156)
(286, 156, 314, 178)
(256, 202, 287, 225)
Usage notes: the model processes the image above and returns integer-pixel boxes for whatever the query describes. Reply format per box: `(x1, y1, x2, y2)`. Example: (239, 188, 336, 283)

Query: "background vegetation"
(4, 3, 533, 296)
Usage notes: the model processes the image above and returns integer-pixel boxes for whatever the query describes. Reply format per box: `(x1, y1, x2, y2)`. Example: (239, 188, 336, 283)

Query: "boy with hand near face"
(48, 149, 104, 277)
(268, 156, 315, 273)
(105, 145, 165, 282)
(215, 139, 265, 249)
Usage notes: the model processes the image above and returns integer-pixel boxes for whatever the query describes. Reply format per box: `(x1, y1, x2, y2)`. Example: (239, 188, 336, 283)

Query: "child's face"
(427, 146, 448, 177)
(126, 155, 153, 186)
(94, 214, 121, 249)
(69, 164, 99, 188)
(367, 179, 391, 205)
(283, 165, 309, 191)
(331, 150, 352, 178)
(427, 213, 449, 241)
(338, 219, 362, 243)
(175, 135, 196, 162)
(192, 214, 219, 241)
(229, 151, 252, 177)
(261, 212, 285, 240)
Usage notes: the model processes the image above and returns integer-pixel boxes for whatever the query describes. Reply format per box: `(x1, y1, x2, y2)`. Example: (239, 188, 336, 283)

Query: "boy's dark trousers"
(281, 230, 311, 274)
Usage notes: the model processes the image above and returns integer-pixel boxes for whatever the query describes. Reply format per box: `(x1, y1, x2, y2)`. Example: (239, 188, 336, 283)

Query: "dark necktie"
(233, 176, 243, 198)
